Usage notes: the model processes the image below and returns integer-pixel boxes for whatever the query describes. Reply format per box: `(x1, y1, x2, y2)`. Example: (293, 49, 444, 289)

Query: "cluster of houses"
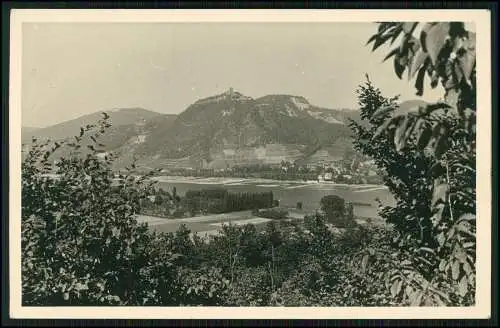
(317, 172, 339, 182)
(285, 158, 380, 183)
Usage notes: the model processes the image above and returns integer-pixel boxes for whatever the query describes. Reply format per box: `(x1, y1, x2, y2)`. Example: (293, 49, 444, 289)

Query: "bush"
(21, 117, 182, 306)
(225, 267, 273, 306)
(320, 195, 345, 214)
(175, 266, 231, 306)
(319, 195, 356, 228)
(349, 21, 477, 305)
(256, 209, 289, 220)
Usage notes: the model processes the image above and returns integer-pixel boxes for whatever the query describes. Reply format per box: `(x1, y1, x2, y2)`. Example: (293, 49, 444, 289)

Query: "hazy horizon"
(22, 22, 444, 128)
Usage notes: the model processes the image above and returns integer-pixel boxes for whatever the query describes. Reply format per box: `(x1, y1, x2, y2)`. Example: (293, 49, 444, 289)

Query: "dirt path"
(136, 209, 255, 225)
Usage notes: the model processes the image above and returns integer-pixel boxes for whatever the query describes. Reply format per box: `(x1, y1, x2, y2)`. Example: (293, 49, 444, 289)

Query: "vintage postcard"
(9, 9, 492, 319)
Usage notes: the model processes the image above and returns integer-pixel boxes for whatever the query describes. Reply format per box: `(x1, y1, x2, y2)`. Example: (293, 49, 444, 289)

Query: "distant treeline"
(183, 188, 275, 214)
(147, 168, 384, 185)
(140, 187, 275, 218)
(157, 168, 319, 182)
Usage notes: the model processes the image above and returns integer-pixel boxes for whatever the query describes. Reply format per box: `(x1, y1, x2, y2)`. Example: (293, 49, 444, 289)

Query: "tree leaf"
(393, 54, 406, 79)
(373, 100, 420, 128)
(451, 260, 460, 280)
(378, 22, 393, 33)
(424, 23, 451, 65)
(361, 254, 369, 273)
(456, 221, 474, 237)
(468, 273, 476, 285)
(431, 204, 445, 227)
(366, 33, 379, 46)
(402, 22, 417, 34)
(373, 33, 393, 51)
(381, 115, 407, 143)
(383, 48, 400, 62)
(371, 105, 395, 121)
(425, 123, 448, 158)
(458, 275, 468, 296)
(419, 23, 434, 53)
(437, 232, 446, 247)
(409, 49, 429, 80)
(457, 213, 476, 223)
(414, 65, 427, 96)
(433, 134, 449, 159)
(391, 279, 403, 297)
(390, 25, 404, 44)
(432, 293, 447, 306)
(465, 31, 476, 50)
(430, 71, 439, 88)
(463, 262, 472, 275)
(457, 49, 476, 82)
(405, 285, 414, 298)
(431, 180, 449, 208)
(419, 102, 453, 116)
(419, 247, 435, 255)
(394, 116, 411, 152)
(410, 290, 423, 306)
(403, 118, 423, 148)
(417, 124, 433, 149)
(462, 242, 475, 249)
(454, 59, 464, 84)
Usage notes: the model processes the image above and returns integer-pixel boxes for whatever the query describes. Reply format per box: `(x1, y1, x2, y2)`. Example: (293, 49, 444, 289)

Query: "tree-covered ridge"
(23, 92, 364, 171)
(135, 92, 356, 163)
(22, 107, 164, 142)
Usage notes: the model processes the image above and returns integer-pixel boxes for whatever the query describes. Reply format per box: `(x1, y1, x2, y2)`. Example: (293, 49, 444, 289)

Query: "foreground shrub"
(358, 22, 476, 306)
(21, 116, 181, 306)
(255, 208, 289, 220)
(175, 266, 231, 306)
(225, 266, 273, 306)
(319, 195, 357, 228)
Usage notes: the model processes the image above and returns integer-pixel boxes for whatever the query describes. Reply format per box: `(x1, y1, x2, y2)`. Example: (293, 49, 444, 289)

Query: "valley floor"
(136, 207, 385, 239)
(150, 175, 388, 190)
(136, 209, 302, 238)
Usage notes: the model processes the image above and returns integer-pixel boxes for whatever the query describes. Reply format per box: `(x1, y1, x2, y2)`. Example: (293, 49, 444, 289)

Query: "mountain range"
(22, 89, 426, 170)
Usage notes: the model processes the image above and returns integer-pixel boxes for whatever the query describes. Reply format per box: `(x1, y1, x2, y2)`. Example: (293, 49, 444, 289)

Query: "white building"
(96, 152, 109, 160)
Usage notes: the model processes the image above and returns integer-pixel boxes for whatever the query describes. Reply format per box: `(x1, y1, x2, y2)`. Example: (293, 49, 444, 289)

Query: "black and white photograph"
(8, 9, 492, 320)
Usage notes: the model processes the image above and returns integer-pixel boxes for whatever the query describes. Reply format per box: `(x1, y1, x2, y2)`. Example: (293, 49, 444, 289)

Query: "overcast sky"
(21, 22, 444, 128)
